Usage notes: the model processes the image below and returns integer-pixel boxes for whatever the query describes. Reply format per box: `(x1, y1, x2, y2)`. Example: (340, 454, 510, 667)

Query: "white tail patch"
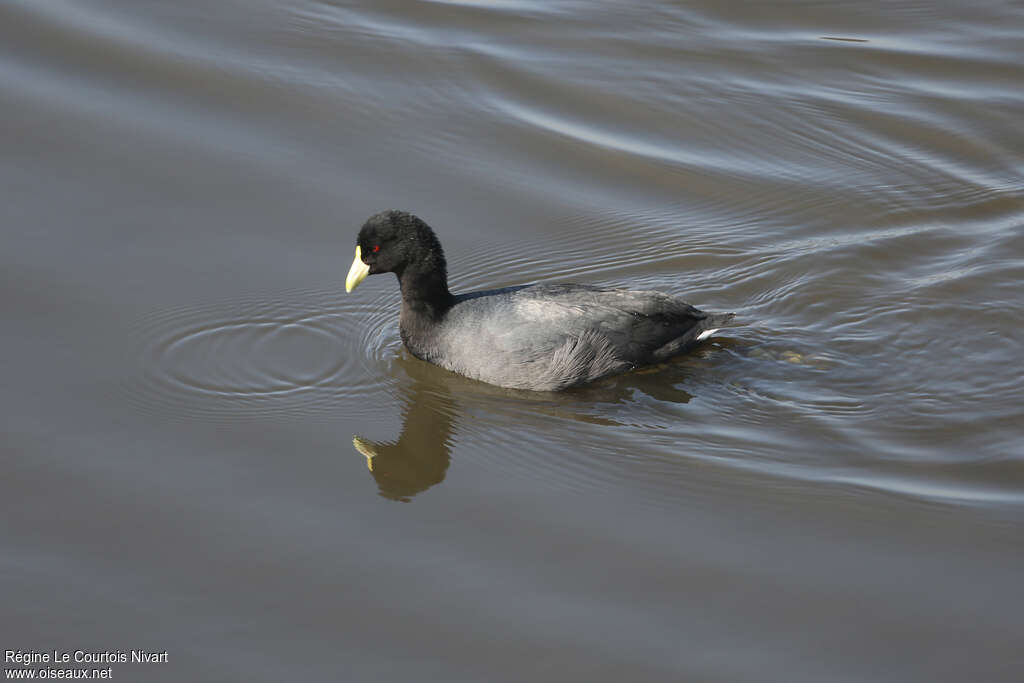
(696, 328, 719, 342)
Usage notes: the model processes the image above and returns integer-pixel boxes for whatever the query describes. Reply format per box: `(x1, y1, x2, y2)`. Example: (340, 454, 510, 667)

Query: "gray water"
(2, 1, 1023, 681)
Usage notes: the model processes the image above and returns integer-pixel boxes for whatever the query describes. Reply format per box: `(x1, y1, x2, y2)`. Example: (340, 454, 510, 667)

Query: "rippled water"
(3, 1, 1022, 681)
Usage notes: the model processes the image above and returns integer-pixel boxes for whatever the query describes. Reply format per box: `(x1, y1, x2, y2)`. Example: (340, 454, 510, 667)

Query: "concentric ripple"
(121, 286, 403, 422)
(160, 316, 341, 395)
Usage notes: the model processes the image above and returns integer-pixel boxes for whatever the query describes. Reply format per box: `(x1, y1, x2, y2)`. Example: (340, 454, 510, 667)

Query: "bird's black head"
(346, 211, 449, 295)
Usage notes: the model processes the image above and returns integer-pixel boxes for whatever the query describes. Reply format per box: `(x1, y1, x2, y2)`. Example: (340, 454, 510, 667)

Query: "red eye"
(372, 245, 380, 253)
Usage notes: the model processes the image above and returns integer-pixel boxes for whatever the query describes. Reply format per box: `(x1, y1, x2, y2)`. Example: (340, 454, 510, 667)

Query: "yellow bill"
(352, 436, 377, 471)
(345, 245, 370, 292)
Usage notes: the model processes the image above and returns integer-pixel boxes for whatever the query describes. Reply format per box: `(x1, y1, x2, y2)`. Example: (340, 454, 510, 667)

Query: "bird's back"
(409, 284, 727, 391)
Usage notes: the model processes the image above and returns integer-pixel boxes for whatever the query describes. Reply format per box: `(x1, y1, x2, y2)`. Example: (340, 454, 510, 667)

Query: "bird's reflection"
(352, 345, 715, 501)
(352, 369, 457, 502)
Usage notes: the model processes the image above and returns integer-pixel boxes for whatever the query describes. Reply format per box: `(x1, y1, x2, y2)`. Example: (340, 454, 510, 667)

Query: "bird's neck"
(396, 267, 454, 354)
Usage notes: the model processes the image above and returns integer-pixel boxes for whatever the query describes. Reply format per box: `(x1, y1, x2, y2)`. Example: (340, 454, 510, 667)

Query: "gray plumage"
(348, 211, 733, 391)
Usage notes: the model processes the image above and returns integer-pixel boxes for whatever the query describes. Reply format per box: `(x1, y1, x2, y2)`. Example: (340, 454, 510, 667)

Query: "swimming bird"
(346, 211, 733, 391)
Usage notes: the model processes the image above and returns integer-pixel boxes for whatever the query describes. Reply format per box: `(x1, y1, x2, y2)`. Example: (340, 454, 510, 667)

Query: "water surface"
(2, 1, 1022, 681)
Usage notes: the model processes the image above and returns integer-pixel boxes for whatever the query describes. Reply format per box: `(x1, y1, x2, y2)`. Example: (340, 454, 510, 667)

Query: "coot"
(346, 211, 733, 391)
